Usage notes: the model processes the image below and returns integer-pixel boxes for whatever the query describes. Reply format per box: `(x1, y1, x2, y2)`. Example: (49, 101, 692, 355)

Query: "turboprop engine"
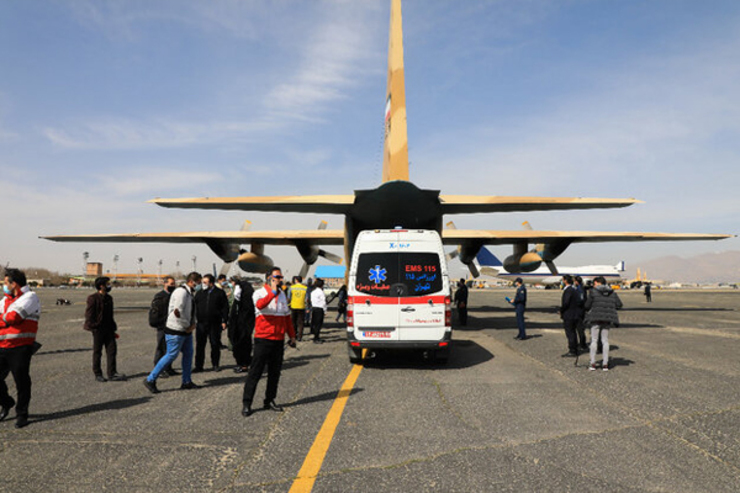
(237, 244, 274, 274)
(503, 238, 572, 274)
(503, 251, 543, 273)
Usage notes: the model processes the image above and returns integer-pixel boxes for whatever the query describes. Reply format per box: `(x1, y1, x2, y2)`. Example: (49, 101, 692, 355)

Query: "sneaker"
(602, 364, 610, 372)
(180, 381, 202, 390)
(589, 364, 597, 371)
(143, 378, 160, 394)
(95, 375, 107, 383)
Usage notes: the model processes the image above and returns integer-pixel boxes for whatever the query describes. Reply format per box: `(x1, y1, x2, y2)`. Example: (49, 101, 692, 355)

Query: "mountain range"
(631, 250, 740, 284)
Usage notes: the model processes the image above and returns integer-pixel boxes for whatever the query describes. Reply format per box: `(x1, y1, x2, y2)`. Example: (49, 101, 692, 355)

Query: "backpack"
(149, 291, 170, 329)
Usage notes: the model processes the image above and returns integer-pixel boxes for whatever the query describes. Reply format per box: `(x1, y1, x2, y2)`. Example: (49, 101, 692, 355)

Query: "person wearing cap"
(508, 278, 527, 340)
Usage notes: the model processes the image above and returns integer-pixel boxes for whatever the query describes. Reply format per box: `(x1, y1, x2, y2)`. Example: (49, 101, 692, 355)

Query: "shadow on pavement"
(361, 339, 494, 370)
(32, 397, 152, 424)
(35, 347, 91, 356)
(285, 388, 364, 408)
(622, 307, 735, 312)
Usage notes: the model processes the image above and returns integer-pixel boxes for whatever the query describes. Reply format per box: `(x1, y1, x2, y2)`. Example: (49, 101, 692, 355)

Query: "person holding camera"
(242, 267, 296, 417)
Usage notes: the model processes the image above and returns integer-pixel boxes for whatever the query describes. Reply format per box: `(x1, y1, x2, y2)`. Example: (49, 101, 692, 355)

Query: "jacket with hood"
(584, 285, 623, 326)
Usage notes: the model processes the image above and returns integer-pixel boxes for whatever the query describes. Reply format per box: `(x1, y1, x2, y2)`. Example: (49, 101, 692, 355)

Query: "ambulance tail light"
(444, 296, 451, 326)
(347, 299, 354, 328)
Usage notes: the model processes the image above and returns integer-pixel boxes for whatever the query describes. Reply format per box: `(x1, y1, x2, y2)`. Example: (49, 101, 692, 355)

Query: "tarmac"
(1, 287, 739, 492)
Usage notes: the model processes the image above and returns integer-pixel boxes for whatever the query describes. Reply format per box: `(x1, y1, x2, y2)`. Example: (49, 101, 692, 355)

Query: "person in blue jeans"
(144, 272, 202, 393)
(509, 278, 527, 340)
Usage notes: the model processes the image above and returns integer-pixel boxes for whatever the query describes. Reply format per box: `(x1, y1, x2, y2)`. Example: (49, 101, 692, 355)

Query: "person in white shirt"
(309, 279, 327, 344)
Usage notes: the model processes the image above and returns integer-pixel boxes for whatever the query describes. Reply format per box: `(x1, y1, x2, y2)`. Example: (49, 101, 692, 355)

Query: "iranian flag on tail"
(384, 95, 392, 123)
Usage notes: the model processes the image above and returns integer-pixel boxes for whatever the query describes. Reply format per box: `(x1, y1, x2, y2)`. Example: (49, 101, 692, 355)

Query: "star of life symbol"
(369, 265, 387, 284)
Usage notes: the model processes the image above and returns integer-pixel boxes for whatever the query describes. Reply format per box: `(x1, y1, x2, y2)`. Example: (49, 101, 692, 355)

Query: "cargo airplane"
(43, 0, 731, 277)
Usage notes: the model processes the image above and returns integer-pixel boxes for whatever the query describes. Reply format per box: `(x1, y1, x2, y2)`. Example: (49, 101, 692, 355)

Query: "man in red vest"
(0, 268, 41, 428)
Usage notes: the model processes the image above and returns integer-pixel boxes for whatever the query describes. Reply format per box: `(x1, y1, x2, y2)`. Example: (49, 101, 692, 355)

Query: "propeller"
(445, 221, 480, 277)
(298, 221, 344, 279)
(219, 220, 252, 277)
(523, 221, 559, 275)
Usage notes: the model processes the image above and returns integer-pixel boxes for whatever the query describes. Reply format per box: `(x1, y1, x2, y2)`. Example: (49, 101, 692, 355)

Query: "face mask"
(165, 286, 175, 294)
(3, 285, 12, 295)
(105, 285, 112, 293)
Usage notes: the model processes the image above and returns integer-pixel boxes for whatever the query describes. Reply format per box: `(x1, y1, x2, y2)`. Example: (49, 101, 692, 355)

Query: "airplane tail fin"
(476, 247, 503, 267)
(382, 0, 410, 183)
(616, 261, 626, 272)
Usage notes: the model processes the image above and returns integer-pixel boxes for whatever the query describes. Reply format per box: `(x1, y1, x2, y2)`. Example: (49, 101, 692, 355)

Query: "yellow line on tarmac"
(289, 357, 365, 493)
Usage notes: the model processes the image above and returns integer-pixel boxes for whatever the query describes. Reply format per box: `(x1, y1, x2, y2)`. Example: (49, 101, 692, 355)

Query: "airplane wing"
(438, 196, 641, 213)
(149, 196, 355, 214)
(42, 230, 346, 246)
(148, 194, 640, 214)
(441, 230, 733, 245)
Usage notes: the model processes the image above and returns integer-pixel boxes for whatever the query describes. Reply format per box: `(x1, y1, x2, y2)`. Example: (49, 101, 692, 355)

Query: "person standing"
(454, 279, 469, 326)
(559, 275, 580, 357)
(0, 268, 41, 428)
(242, 267, 296, 417)
(585, 276, 623, 371)
(228, 278, 255, 373)
(144, 272, 202, 393)
(194, 274, 229, 372)
(288, 276, 307, 341)
(644, 283, 652, 303)
(574, 276, 588, 352)
(334, 285, 348, 323)
(310, 279, 327, 344)
(85, 277, 125, 382)
(304, 278, 314, 327)
(148, 276, 178, 377)
(508, 278, 527, 340)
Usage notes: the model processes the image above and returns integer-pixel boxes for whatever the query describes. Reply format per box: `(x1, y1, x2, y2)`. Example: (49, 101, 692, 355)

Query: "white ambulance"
(346, 229, 452, 364)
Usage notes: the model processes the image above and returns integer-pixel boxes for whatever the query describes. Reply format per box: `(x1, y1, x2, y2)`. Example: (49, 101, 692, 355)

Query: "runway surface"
(1, 287, 739, 492)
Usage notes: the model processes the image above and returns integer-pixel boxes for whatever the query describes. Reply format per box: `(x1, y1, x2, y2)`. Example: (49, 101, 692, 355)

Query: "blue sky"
(1, 0, 738, 278)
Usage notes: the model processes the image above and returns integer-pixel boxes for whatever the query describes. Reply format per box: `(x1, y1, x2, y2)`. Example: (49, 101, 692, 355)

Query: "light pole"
(137, 257, 144, 286)
(191, 255, 197, 273)
(157, 259, 163, 281)
(112, 254, 119, 282)
(82, 251, 89, 285)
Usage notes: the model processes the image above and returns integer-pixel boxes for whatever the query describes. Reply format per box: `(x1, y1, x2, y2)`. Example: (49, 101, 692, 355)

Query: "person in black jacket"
(574, 276, 588, 351)
(149, 276, 177, 377)
(194, 274, 229, 372)
(558, 275, 580, 357)
(228, 279, 255, 373)
(454, 279, 469, 326)
(585, 276, 623, 371)
(84, 277, 125, 382)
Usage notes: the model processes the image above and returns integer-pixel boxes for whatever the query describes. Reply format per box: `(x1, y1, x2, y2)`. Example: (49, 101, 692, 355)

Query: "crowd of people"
(461, 274, 623, 371)
(0, 266, 345, 428)
(2, 264, 626, 429)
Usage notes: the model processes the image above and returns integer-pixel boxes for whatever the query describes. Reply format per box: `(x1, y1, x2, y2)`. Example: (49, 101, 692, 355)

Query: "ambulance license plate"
(363, 331, 392, 338)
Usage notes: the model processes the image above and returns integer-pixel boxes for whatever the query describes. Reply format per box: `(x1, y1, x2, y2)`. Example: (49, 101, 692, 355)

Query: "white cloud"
(95, 168, 223, 196)
(43, 2, 382, 150)
(43, 118, 279, 150)
(63, 0, 268, 42)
